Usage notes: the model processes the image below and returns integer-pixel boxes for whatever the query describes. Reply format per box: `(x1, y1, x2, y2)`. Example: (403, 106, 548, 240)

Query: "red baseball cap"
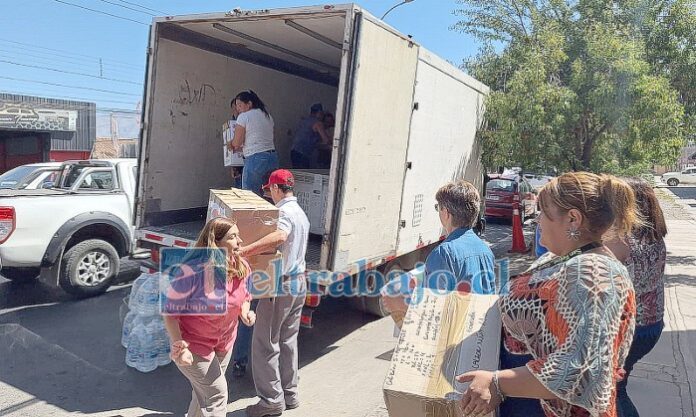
(262, 169, 295, 190)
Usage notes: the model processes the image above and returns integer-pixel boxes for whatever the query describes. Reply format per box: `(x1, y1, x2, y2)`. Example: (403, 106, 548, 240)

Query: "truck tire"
(1, 267, 40, 284)
(667, 178, 679, 186)
(59, 239, 120, 297)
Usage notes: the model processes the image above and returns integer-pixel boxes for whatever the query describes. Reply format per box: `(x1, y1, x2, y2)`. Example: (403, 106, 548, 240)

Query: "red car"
(484, 174, 537, 222)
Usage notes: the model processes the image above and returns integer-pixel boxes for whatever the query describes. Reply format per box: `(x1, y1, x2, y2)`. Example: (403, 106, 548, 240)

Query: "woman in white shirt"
(231, 90, 278, 196)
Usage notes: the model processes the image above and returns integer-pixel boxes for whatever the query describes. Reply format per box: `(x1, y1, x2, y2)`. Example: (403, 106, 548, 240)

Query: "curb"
(659, 188, 696, 222)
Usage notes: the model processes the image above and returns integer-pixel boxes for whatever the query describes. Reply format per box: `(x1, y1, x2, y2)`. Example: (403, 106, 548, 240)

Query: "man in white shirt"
(239, 169, 310, 417)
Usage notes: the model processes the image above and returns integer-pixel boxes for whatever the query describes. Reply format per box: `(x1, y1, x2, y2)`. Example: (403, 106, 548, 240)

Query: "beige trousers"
(176, 350, 232, 417)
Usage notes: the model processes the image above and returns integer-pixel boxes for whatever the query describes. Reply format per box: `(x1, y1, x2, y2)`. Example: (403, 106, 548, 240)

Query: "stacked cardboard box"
(290, 169, 329, 235)
(383, 289, 501, 417)
(207, 188, 282, 298)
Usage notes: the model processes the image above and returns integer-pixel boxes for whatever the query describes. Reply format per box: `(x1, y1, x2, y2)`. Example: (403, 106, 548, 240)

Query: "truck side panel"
(395, 50, 488, 255)
(140, 35, 338, 219)
(330, 17, 418, 271)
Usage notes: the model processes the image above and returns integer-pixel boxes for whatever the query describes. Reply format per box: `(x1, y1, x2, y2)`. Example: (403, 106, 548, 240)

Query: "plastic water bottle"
(155, 319, 172, 366)
(128, 273, 150, 311)
(121, 310, 137, 348)
(126, 323, 145, 369)
(136, 322, 158, 373)
(134, 276, 160, 316)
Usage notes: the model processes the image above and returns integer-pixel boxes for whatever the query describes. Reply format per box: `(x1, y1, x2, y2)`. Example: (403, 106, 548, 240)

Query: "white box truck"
(134, 3, 489, 324)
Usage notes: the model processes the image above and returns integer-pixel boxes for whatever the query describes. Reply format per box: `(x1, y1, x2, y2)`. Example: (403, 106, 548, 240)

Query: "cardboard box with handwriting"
(383, 289, 501, 417)
(207, 188, 278, 250)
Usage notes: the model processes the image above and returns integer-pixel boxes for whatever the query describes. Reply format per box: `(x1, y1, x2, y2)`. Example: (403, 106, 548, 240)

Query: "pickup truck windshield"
(0, 165, 36, 189)
(486, 179, 516, 192)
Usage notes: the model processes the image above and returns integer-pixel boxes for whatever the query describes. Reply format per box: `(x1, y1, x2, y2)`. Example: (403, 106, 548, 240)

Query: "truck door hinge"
(400, 220, 407, 228)
(413, 102, 419, 110)
(406, 162, 412, 170)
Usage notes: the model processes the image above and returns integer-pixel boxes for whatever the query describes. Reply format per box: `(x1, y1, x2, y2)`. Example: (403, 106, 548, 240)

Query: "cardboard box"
(207, 188, 278, 248)
(247, 251, 284, 299)
(222, 119, 244, 167)
(383, 289, 501, 417)
(290, 169, 329, 235)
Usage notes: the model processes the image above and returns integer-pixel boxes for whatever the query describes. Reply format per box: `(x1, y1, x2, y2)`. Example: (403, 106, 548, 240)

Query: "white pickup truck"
(0, 159, 137, 297)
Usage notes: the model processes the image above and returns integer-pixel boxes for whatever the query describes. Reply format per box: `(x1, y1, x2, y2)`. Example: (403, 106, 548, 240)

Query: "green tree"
(456, 0, 689, 173)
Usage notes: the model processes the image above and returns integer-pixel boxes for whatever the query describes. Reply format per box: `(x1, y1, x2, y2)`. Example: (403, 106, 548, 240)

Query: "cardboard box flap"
(207, 188, 279, 249)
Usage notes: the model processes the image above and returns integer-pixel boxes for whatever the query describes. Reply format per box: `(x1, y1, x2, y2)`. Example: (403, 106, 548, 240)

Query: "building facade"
(0, 93, 96, 172)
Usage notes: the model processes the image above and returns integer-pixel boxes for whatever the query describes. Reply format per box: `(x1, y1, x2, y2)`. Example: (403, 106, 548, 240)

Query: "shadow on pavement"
(0, 280, 377, 415)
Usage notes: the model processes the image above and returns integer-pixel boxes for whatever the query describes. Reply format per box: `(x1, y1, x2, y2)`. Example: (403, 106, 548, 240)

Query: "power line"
(97, 0, 156, 16)
(0, 50, 143, 79)
(49, 0, 149, 26)
(0, 59, 142, 85)
(115, 0, 169, 15)
(0, 75, 142, 96)
(0, 89, 138, 106)
(0, 38, 145, 69)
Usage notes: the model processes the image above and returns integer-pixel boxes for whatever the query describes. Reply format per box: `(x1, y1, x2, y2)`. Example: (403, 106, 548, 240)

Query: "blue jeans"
(291, 150, 311, 169)
(233, 298, 259, 365)
(242, 150, 279, 196)
(617, 321, 664, 417)
(499, 342, 545, 417)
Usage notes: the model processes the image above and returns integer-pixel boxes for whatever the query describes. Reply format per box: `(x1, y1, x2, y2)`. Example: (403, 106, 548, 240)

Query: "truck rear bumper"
(0, 245, 45, 268)
(484, 206, 513, 218)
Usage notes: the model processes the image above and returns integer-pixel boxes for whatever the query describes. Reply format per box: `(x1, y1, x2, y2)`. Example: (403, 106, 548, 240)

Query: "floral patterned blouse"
(626, 236, 666, 327)
(499, 253, 636, 417)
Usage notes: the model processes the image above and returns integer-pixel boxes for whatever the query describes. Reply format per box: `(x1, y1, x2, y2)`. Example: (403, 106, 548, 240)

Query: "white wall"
(146, 38, 338, 212)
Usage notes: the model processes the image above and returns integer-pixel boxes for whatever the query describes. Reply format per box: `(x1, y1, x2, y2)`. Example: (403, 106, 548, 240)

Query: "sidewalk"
(630, 190, 696, 417)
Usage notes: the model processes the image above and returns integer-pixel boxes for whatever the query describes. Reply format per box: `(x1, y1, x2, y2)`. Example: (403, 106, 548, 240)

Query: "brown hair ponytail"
(599, 174, 641, 237)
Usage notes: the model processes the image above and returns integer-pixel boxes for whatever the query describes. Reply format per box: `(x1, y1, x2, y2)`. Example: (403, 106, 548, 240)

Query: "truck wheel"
(1, 267, 40, 284)
(667, 178, 679, 186)
(59, 239, 120, 297)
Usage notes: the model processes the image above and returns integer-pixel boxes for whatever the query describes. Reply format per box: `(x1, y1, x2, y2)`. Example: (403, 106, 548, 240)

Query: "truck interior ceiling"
(144, 12, 346, 234)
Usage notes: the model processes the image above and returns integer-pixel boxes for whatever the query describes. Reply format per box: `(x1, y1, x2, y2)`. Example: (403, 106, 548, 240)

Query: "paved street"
(0, 221, 530, 417)
(1, 202, 693, 417)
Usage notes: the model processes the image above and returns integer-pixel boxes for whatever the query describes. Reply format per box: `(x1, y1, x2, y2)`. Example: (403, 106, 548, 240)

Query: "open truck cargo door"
(327, 14, 419, 273)
(395, 50, 489, 256)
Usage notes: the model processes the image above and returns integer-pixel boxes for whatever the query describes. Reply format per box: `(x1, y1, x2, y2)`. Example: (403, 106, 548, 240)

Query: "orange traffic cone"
(509, 202, 528, 253)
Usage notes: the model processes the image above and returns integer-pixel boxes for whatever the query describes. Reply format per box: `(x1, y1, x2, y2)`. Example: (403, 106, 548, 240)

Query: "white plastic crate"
(290, 169, 329, 235)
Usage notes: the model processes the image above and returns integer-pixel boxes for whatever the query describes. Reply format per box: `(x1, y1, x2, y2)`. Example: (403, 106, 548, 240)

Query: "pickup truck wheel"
(59, 239, 120, 297)
(1, 267, 40, 284)
(667, 178, 679, 186)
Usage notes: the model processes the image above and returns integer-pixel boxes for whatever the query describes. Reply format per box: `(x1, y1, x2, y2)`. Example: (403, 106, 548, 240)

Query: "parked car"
(0, 162, 61, 190)
(662, 167, 696, 186)
(523, 173, 554, 190)
(0, 159, 137, 297)
(484, 174, 537, 222)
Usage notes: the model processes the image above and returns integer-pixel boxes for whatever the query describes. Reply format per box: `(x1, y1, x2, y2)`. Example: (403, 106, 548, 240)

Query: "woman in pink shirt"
(163, 217, 256, 417)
